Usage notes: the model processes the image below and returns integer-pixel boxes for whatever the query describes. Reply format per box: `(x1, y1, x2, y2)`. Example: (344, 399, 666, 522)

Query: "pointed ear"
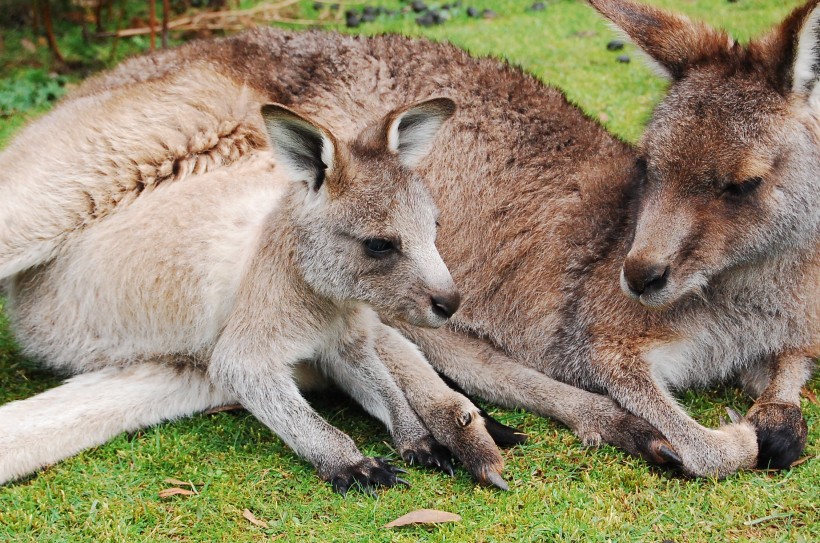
(790, 2, 820, 101)
(385, 97, 456, 168)
(588, 0, 733, 80)
(261, 104, 337, 191)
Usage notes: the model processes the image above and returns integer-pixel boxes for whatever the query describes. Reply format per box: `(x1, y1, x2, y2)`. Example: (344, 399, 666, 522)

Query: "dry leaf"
(204, 403, 245, 415)
(158, 487, 196, 498)
(801, 387, 819, 405)
(243, 509, 269, 528)
(790, 455, 814, 468)
(384, 509, 462, 528)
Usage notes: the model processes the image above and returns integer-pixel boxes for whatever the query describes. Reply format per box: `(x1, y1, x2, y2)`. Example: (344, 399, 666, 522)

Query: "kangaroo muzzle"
(622, 258, 670, 298)
(430, 290, 461, 319)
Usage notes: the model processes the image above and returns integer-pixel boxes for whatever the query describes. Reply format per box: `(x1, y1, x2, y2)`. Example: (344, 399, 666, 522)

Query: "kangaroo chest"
(646, 283, 801, 391)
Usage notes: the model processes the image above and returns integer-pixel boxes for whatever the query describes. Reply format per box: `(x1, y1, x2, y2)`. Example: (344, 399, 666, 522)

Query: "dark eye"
(723, 177, 762, 198)
(363, 238, 395, 258)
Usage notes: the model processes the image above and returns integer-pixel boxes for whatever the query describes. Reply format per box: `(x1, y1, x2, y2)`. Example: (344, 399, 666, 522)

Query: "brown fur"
(4, 0, 819, 478)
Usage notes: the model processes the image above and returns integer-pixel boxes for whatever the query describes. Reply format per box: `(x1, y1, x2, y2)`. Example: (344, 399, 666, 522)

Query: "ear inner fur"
(261, 103, 336, 191)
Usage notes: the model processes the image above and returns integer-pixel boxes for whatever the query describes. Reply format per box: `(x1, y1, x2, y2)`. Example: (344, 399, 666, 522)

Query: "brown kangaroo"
(2, 0, 818, 480)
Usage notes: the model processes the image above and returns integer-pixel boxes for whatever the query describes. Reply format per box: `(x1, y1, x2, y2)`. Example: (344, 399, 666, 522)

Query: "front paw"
(746, 402, 808, 470)
(680, 421, 758, 478)
(329, 457, 409, 496)
(589, 410, 683, 470)
(400, 434, 455, 476)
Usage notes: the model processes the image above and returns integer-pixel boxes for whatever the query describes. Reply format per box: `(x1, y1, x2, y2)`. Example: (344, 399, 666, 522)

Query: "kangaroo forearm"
(208, 354, 363, 475)
(756, 352, 815, 405)
(594, 355, 758, 477)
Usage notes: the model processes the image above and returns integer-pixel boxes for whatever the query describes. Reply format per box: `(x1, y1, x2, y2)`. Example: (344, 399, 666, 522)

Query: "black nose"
(623, 260, 669, 296)
(431, 291, 461, 319)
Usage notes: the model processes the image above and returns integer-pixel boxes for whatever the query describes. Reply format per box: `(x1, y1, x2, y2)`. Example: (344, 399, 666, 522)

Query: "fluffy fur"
(2, 0, 819, 480)
(0, 88, 509, 490)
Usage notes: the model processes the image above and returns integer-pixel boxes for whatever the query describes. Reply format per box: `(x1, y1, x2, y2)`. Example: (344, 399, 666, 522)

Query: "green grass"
(1, 1, 819, 541)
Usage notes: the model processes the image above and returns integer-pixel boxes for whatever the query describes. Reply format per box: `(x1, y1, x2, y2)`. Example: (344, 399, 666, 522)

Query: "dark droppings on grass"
(607, 39, 625, 50)
(337, 0, 557, 30)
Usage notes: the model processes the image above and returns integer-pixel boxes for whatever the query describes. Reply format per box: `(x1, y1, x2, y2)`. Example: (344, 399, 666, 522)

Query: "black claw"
(333, 481, 350, 497)
(483, 471, 510, 491)
(483, 415, 528, 448)
(328, 457, 410, 495)
(658, 443, 683, 467)
(401, 437, 456, 476)
(395, 477, 411, 487)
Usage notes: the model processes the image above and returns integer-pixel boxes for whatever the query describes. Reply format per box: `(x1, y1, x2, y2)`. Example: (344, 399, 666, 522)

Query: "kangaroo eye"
(363, 238, 395, 258)
(723, 177, 762, 198)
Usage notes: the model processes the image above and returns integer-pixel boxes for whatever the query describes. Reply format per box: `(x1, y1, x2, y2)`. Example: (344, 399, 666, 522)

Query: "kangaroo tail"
(0, 363, 234, 484)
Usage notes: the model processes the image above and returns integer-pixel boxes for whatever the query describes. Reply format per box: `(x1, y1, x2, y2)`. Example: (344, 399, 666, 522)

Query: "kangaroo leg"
(373, 323, 508, 489)
(209, 334, 405, 495)
(742, 351, 815, 469)
(397, 324, 679, 469)
(315, 326, 456, 481)
(593, 346, 758, 478)
(0, 362, 234, 485)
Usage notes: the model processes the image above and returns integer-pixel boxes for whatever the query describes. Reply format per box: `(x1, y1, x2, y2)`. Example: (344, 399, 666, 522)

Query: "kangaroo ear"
(790, 2, 820, 101)
(588, 0, 732, 80)
(386, 98, 456, 168)
(261, 104, 336, 191)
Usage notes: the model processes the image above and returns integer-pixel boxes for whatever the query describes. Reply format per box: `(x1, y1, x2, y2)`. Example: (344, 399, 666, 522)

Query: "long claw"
(483, 471, 509, 491)
(658, 443, 683, 467)
(726, 407, 743, 424)
(395, 477, 411, 487)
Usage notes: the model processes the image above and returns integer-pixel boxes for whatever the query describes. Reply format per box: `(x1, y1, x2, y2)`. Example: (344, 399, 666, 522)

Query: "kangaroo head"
(591, 0, 820, 308)
(261, 98, 459, 327)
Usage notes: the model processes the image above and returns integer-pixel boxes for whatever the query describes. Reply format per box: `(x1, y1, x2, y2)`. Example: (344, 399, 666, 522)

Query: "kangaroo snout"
(431, 290, 461, 320)
(622, 258, 670, 298)
(621, 253, 670, 303)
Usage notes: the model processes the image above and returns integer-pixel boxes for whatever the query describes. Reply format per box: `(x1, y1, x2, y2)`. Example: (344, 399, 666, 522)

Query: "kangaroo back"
(0, 67, 267, 279)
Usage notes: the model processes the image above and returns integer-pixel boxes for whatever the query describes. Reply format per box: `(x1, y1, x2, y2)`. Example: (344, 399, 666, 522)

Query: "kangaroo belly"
(5, 156, 287, 374)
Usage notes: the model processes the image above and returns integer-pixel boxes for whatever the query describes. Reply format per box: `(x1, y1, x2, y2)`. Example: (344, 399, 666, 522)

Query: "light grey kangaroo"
(0, 84, 516, 492)
(3, 0, 819, 480)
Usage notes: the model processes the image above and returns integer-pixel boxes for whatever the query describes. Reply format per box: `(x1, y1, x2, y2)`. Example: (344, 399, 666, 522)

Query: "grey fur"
(2, 0, 819, 481)
(0, 94, 510, 490)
